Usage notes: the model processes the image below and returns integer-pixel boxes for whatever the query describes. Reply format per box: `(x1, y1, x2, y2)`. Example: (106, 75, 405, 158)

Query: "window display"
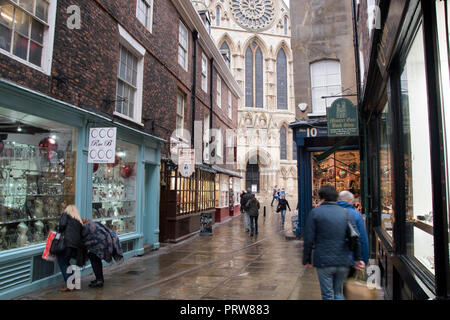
(0, 108, 77, 251)
(198, 170, 215, 211)
(311, 151, 360, 208)
(92, 139, 137, 235)
(436, 0, 450, 280)
(401, 24, 435, 274)
(216, 174, 229, 208)
(379, 102, 394, 238)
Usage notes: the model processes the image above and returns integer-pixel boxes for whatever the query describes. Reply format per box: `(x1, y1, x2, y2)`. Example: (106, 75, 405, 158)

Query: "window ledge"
(307, 112, 326, 117)
(113, 111, 144, 127)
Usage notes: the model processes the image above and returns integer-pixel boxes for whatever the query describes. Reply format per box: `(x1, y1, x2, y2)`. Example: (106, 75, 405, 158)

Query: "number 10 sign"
(88, 127, 117, 163)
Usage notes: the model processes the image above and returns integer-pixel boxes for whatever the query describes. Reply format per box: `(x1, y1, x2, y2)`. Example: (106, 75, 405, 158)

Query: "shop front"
(159, 160, 216, 242)
(0, 79, 163, 299)
(290, 119, 360, 238)
(212, 166, 242, 222)
(360, 0, 450, 299)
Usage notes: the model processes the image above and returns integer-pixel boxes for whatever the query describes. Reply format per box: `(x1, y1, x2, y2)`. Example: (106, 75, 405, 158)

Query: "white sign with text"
(88, 127, 117, 163)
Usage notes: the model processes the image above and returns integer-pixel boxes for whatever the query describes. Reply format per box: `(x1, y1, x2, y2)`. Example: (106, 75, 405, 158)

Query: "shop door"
(143, 163, 160, 247)
(311, 150, 361, 208)
(245, 160, 260, 193)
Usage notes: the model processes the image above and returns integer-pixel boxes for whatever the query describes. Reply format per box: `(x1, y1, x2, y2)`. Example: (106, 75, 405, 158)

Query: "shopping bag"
(42, 231, 57, 262)
(343, 270, 377, 300)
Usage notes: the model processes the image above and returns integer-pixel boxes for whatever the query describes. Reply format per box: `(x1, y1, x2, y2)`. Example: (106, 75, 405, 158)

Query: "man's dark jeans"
(249, 215, 258, 235)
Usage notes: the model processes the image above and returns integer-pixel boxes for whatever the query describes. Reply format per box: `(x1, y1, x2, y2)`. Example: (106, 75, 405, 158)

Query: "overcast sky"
(284, 0, 289, 7)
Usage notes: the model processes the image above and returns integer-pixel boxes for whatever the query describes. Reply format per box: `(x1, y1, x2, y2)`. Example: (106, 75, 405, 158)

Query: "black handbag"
(49, 232, 66, 255)
(346, 210, 360, 252)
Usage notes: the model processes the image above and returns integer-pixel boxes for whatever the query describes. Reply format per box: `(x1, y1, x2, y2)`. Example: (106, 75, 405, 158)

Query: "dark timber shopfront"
(358, 0, 450, 299)
(290, 119, 360, 238)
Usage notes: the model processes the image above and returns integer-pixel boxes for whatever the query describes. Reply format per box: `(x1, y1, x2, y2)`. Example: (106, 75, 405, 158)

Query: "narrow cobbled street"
(17, 202, 321, 300)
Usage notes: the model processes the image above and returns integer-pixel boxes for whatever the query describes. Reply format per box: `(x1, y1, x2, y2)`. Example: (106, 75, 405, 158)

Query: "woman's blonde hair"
(65, 205, 83, 224)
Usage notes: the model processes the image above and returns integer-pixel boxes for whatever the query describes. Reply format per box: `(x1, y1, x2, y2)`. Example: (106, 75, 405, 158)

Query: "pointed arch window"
(280, 126, 287, 160)
(284, 16, 288, 35)
(245, 41, 263, 108)
(220, 41, 231, 68)
(277, 48, 288, 110)
(216, 7, 221, 26)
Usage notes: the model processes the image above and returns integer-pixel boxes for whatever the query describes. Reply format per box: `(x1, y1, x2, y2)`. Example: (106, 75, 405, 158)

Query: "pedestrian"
(303, 185, 365, 300)
(271, 185, 278, 206)
(241, 188, 252, 232)
(81, 220, 124, 288)
(280, 188, 286, 198)
(55, 205, 84, 292)
(277, 194, 291, 225)
(337, 190, 369, 277)
(246, 193, 260, 236)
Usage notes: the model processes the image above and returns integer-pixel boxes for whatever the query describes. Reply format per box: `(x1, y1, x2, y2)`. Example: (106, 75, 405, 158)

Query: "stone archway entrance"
(245, 156, 260, 192)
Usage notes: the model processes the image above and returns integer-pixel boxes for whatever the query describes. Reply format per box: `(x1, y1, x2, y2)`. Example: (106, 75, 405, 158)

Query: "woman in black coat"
(56, 205, 84, 292)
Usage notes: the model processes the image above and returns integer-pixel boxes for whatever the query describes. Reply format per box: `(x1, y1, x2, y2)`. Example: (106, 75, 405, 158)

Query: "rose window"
(230, 0, 276, 31)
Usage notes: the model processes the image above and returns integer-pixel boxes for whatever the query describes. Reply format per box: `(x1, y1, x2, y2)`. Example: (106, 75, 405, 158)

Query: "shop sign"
(251, 184, 257, 193)
(178, 148, 195, 177)
(88, 127, 117, 163)
(327, 98, 359, 137)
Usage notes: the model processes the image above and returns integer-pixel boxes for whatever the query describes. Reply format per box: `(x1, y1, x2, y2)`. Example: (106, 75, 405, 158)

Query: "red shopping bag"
(42, 231, 57, 262)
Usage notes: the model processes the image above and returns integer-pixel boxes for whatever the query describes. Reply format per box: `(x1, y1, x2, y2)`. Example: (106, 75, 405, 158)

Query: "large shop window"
(198, 170, 215, 212)
(0, 108, 77, 252)
(436, 0, 450, 282)
(92, 140, 138, 235)
(401, 24, 434, 274)
(379, 102, 394, 238)
(215, 174, 228, 208)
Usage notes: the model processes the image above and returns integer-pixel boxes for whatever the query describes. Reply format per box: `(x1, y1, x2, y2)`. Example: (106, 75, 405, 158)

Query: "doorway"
(246, 156, 260, 192)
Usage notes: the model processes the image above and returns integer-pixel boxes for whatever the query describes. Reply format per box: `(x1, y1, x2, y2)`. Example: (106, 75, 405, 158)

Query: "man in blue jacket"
(337, 191, 369, 276)
(303, 185, 365, 300)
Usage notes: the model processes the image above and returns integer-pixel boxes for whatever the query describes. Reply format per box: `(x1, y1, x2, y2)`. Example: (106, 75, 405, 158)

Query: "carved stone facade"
(195, 0, 297, 201)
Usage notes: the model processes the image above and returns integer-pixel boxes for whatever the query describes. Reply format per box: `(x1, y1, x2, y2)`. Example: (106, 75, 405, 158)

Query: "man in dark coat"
(241, 188, 253, 232)
(303, 185, 365, 300)
(246, 194, 260, 236)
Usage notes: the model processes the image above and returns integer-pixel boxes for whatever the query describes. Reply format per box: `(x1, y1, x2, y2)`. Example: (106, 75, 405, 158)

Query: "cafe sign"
(327, 98, 359, 137)
(178, 148, 195, 177)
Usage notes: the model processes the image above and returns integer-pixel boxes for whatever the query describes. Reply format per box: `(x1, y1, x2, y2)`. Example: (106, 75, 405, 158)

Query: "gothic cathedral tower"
(197, 0, 297, 201)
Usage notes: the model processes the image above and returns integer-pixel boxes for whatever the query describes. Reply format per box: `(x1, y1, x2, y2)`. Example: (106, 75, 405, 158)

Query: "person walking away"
(278, 195, 291, 225)
(271, 185, 278, 207)
(303, 185, 365, 300)
(246, 194, 260, 236)
(242, 188, 252, 232)
(81, 220, 124, 288)
(337, 191, 369, 277)
(56, 205, 84, 292)
(280, 188, 286, 198)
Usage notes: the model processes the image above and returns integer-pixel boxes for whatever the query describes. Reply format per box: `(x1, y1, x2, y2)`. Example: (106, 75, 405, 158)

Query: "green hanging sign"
(327, 98, 359, 136)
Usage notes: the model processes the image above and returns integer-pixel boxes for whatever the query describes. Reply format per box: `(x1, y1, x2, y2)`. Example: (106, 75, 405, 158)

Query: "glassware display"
(92, 139, 138, 235)
(311, 150, 360, 208)
(0, 109, 77, 252)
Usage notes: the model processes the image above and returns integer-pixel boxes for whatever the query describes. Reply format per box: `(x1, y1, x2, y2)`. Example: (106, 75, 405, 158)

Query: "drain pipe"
(191, 30, 199, 148)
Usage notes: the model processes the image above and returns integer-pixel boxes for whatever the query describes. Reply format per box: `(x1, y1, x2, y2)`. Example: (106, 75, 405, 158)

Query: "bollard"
(264, 206, 266, 217)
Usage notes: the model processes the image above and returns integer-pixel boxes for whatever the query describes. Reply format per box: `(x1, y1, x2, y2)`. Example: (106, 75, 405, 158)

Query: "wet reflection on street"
(18, 202, 321, 300)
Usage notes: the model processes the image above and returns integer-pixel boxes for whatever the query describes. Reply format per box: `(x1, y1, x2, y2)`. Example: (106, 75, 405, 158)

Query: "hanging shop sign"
(327, 98, 359, 137)
(88, 127, 117, 163)
(178, 148, 195, 177)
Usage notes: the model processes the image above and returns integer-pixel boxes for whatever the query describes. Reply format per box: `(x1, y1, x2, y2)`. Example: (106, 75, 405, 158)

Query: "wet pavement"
(17, 202, 322, 300)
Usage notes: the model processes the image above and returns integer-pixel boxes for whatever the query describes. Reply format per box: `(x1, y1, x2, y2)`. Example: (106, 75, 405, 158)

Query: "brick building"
(0, 0, 241, 298)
